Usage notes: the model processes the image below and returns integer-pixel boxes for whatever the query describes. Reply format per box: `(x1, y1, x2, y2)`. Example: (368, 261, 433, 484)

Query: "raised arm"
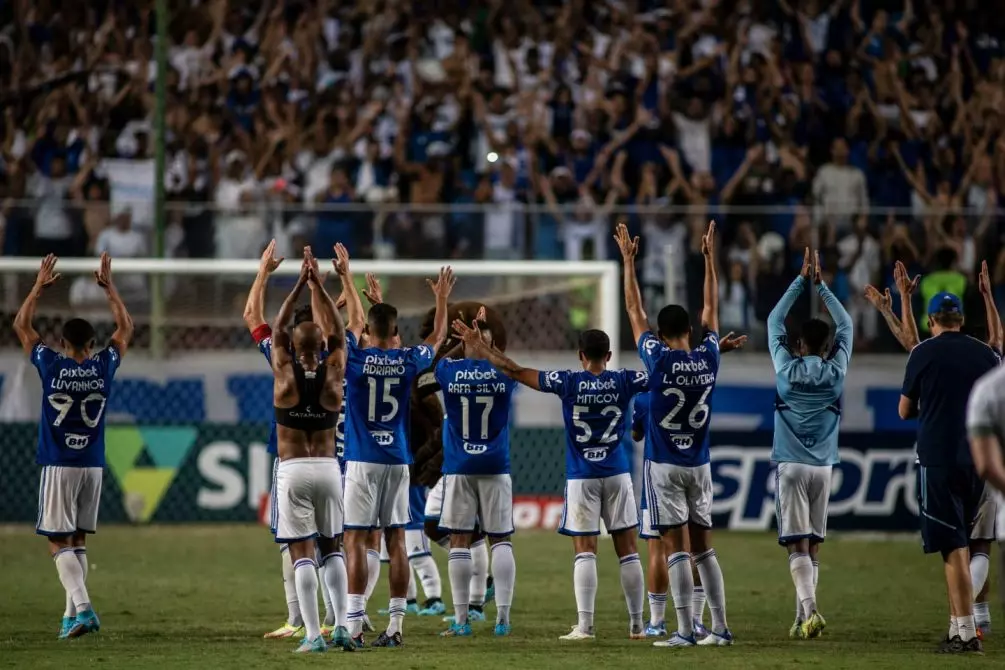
(13, 254, 60, 354)
(813, 251, 852, 371)
(979, 260, 1003, 352)
(452, 319, 541, 390)
(614, 222, 649, 344)
(272, 255, 311, 370)
(333, 243, 365, 342)
(864, 284, 915, 351)
(768, 248, 810, 370)
(893, 260, 921, 350)
(243, 239, 283, 334)
(424, 266, 457, 350)
(94, 252, 134, 355)
(309, 263, 345, 351)
(700, 220, 719, 333)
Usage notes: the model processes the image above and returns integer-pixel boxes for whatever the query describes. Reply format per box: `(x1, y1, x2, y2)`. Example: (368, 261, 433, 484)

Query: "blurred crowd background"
(1, 0, 1005, 351)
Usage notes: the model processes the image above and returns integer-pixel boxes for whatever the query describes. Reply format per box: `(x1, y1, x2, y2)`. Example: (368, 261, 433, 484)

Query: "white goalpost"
(0, 257, 622, 366)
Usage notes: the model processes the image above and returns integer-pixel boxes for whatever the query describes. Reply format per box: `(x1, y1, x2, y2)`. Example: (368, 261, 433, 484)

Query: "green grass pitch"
(0, 525, 998, 669)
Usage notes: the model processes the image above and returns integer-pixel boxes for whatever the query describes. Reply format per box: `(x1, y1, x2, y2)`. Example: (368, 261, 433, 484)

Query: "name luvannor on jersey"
(47, 366, 107, 393)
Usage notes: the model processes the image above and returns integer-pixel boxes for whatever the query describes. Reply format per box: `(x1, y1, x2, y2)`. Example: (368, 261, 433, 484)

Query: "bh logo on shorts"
(672, 435, 693, 450)
(582, 448, 608, 462)
(463, 442, 488, 455)
(65, 433, 90, 450)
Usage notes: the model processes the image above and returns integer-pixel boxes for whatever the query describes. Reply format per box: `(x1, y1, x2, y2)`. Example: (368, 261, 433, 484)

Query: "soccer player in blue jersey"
(632, 331, 747, 639)
(455, 326, 650, 640)
(615, 220, 733, 648)
(767, 249, 852, 640)
(337, 242, 454, 648)
(435, 318, 519, 638)
(244, 241, 348, 640)
(14, 253, 133, 640)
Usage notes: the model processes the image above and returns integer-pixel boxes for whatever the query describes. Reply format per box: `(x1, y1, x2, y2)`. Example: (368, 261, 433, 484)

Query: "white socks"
(386, 597, 407, 636)
(448, 548, 473, 625)
(410, 554, 443, 600)
(648, 592, 667, 626)
(573, 553, 598, 632)
(347, 593, 366, 637)
(364, 549, 381, 607)
(692, 586, 706, 623)
(54, 547, 90, 615)
(957, 614, 977, 642)
(667, 552, 694, 637)
(63, 548, 88, 617)
(293, 557, 321, 641)
(470, 540, 489, 608)
(321, 552, 348, 628)
(971, 552, 990, 600)
(975, 601, 991, 630)
(694, 549, 727, 634)
(491, 542, 516, 625)
(55, 546, 89, 614)
(319, 560, 335, 626)
(619, 553, 645, 630)
(789, 552, 816, 622)
(281, 547, 303, 627)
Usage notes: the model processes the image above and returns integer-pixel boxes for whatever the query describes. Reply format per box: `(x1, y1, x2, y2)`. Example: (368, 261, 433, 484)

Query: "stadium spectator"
(1, 0, 1005, 352)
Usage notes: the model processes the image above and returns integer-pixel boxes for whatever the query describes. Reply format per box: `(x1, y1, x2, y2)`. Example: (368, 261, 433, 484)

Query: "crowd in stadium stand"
(1, 0, 1005, 349)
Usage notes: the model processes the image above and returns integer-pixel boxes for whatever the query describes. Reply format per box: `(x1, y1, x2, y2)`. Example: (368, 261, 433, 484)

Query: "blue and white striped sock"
(448, 548, 472, 625)
(648, 591, 668, 626)
(293, 557, 321, 641)
(667, 552, 694, 637)
(347, 593, 366, 637)
(386, 597, 407, 636)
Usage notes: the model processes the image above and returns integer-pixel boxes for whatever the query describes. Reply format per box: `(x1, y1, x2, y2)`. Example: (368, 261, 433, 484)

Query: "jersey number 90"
(47, 392, 107, 430)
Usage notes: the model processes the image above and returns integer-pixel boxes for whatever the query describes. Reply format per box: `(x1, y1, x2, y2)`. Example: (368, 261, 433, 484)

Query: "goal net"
(0, 257, 620, 527)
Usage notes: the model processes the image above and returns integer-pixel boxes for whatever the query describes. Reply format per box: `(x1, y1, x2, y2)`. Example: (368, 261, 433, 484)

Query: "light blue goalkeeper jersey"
(767, 276, 853, 466)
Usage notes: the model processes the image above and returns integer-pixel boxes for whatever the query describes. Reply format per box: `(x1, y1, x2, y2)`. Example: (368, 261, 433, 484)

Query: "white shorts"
(37, 466, 102, 536)
(643, 460, 712, 530)
(560, 473, 639, 536)
(639, 507, 659, 540)
(972, 483, 999, 541)
(269, 457, 280, 535)
(440, 473, 514, 537)
(775, 462, 832, 545)
(344, 461, 411, 530)
(274, 457, 344, 544)
(424, 477, 445, 520)
(380, 529, 432, 561)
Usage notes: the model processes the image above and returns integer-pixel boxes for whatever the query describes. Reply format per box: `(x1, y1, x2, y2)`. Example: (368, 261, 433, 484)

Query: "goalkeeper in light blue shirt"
(766, 249, 852, 642)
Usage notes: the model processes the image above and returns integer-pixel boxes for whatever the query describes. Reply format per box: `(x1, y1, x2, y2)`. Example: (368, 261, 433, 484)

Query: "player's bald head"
(292, 321, 324, 353)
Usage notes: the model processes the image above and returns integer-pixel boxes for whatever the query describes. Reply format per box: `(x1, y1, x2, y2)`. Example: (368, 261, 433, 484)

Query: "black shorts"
(917, 464, 984, 555)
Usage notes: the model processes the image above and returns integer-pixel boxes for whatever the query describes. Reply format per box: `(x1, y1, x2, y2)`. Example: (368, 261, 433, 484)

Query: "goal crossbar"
(0, 257, 623, 361)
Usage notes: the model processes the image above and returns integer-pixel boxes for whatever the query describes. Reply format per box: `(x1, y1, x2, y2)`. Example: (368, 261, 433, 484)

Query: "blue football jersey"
(632, 393, 650, 437)
(33, 342, 121, 467)
(638, 331, 720, 467)
(538, 368, 648, 479)
(344, 331, 433, 465)
(435, 358, 517, 475)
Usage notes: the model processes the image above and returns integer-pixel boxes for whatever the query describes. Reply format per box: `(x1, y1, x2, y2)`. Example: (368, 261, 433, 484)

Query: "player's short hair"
(293, 304, 313, 325)
(800, 318, 831, 356)
(367, 303, 399, 339)
(62, 318, 95, 350)
(931, 311, 964, 328)
(578, 329, 610, 361)
(657, 305, 690, 339)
